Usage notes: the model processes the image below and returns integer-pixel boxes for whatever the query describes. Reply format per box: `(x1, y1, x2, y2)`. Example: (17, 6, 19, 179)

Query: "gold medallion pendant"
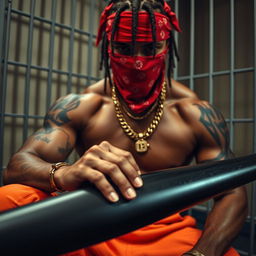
(112, 82, 166, 153)
(135, 139, 149, 153)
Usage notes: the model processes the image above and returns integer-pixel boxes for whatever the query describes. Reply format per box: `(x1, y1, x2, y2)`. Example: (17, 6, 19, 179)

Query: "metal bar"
(0, 0, 6, 61)
(225, 118, 254, 123)
(188, 0, 195, 216)
(250, 0, 256, 254)
(229, 0, 235, 151)
(173, 0, 179, 80)
(6, 60, 99, 80)
(46, 0, 57, 111)
(176, 67, 254, 80)
(86, 0, 96, 86)
(189, 0, 195, 91)
(67, 0, 76, 93)
(0, 0, 12, 182)
(10, 8, 97, 38)
(23, 0, 35, 142)
(4, 113, 45, 119)
(206, 0, 215, 213)
(209, 0, 214, 104)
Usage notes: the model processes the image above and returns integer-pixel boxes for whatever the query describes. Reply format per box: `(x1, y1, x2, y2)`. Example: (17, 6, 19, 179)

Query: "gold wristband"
(49, 162, 69, 192)
(185, 250, 205, 256)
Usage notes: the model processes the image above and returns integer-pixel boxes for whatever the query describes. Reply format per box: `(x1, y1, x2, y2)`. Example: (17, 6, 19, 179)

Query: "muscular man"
(0, 1, 247, 256)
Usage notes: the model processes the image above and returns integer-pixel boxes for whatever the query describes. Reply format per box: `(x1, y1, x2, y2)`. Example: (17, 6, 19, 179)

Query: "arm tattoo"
(34, 127, 73, 156)
(32, 94, 81, 156)
(45, 94, 81, 127)
(194, 103, 233, 162)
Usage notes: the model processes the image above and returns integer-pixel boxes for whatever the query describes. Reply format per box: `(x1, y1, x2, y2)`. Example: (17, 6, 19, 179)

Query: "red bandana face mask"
(109, 48, 168, 113)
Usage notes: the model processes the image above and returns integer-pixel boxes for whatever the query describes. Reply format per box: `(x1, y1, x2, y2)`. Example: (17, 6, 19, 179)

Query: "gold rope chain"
(112, 81, 167, 153)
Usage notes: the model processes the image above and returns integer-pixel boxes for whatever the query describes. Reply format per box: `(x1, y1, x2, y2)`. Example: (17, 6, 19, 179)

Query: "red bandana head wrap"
(96, 2, 181, 114)
(106, 11, 172, 42)
(96, 2, 181, 45)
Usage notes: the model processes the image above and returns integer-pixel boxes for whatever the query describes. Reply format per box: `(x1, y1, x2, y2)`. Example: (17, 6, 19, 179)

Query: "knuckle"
(116, 156, 125, 165)
(100, 141, 109, 147)
(90, 172, 104, 183)
(106, 163, 118, 173)
(123, 151, 132, 158)
(87, 145, 99, 153)
(83, 154, 94, 163)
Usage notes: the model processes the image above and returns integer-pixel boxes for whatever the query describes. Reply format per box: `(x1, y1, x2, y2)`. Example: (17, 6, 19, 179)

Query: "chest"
(77, 104, 196, 172)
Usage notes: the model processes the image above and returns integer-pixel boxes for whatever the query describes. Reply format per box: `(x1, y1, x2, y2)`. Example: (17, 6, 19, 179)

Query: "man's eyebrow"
(112, 42, 130, 46)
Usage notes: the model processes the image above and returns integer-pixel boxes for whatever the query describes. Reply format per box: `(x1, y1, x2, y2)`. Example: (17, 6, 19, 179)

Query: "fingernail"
(109, 192, 119, 202)
(127, 188, 136, 198)
(138, 170, 142, 175)
(134, 177, 143, 187)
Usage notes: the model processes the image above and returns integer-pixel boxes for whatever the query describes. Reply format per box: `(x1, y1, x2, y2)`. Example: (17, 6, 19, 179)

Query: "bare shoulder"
(46, 92, 107, 127)
(168, 98, 202, 120)
(82, 79, 109, 95)
(170, 79, 198, 100)
(168, 98, 225, 127)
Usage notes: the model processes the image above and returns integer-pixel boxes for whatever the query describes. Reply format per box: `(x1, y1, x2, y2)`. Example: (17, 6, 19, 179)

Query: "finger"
(93, 147, 143, 188)
(92, 159, 137, 200)
(84, 168, 120, 203)
(100, 141, 141, 175)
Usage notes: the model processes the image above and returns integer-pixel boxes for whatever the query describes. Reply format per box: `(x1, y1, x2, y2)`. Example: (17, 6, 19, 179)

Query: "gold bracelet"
(185, 250, 205, 256)
(49, 162, 69, 192)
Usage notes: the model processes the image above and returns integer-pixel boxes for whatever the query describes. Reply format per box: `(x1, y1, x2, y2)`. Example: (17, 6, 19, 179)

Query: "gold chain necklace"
(112, 82, 166, 153)
(121, 97, 159, 120)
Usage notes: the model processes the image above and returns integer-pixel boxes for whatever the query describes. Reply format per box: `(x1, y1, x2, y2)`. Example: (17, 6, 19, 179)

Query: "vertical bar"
(206, 0, 215, 213)
(209, 0, 214, 104)
(250, 1, 256, 255)
(173, 0, 179, 80)
(187, 0, 195, 217)
(189, 0, 195, 91)
(67, 0, 76, 93)
(46, 0, 57, 111)
(23, 0, 35, 141)
(0, 0, 12, 183)
(0, 0, 6, 60)
(86, 0, 95, 86)
(229, 0, 235, 151)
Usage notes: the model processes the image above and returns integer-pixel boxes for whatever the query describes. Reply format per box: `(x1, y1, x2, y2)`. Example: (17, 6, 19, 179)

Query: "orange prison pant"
(0, 184, 240, 256)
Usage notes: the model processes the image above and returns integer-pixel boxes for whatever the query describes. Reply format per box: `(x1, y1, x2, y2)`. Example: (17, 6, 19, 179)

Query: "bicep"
(18, 94, 82, 162)
(193, 102, 232, 163)
(21, 125, 76, 163)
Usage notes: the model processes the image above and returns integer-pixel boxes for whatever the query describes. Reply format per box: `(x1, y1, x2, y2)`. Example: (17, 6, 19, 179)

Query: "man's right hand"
(54, 141, 143, 202)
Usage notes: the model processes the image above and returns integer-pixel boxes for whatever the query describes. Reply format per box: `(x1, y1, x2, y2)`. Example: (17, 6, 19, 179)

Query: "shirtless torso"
(82, 78, 198, 172)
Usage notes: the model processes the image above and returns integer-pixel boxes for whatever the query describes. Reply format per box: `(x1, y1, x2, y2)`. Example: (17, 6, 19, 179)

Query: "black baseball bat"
(0, 154, 255, 255)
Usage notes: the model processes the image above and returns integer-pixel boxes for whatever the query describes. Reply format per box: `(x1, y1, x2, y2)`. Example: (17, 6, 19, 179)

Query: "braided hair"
(100, 0, 179, 91)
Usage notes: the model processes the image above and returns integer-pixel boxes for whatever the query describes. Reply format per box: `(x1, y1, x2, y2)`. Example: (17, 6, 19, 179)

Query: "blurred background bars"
(0, 0, 255, 254)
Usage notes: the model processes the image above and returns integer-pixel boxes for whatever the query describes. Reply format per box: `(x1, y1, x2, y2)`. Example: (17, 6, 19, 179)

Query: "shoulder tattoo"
(194, 102, 233, 161)
(45, 94, 81, 127)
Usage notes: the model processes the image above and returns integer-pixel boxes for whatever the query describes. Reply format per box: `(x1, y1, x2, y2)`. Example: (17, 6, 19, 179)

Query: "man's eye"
(114, 45, 132, 55)
(156, 44, 163, 49)
(143, 47, 155, 55)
